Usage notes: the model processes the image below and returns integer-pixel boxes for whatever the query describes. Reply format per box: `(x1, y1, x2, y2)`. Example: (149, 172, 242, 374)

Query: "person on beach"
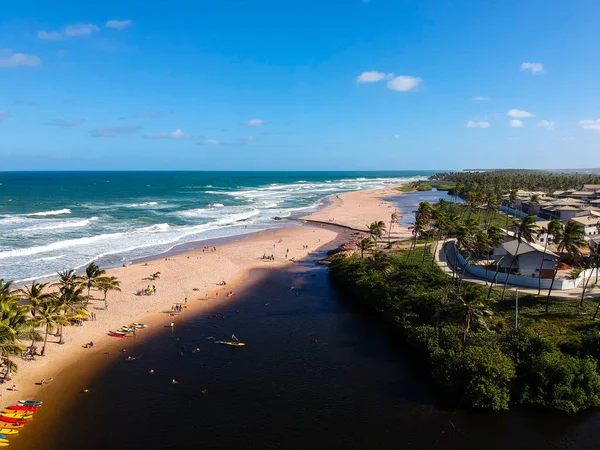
(170, 322, 175, 327)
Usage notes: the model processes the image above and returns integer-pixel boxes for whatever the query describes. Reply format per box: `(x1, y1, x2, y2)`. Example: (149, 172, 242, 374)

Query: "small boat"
(18, 400, 42, 406)
(132, 322, 147, 328)
(6, 405, 38, 411)
(0, 423, 23, 429)
(1, 412, 33, 418)
(0, 442, 8, 447)
(119, 327, 136, 332)
(0, 417, 27, 424)
(107, 332, 125, 338)
(0, 434, 6, 439)
(0, 429, 18, 435)
(214, 341, 246, 347)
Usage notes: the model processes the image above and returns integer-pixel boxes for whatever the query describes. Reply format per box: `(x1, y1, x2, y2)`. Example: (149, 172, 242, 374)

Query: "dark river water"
(11, 192, 600, 450)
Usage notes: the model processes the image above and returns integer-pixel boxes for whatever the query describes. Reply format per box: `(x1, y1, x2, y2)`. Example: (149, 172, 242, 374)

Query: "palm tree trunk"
(487, 260, 502, 298)
(545, 244, 564, 313)
(594, 301, 600, 320)
(580, 269, 594, 307)
(484, 249, 491, 285)
(463, 312, 471, 343)
(537, 238, 550, 295)
(42, 323, 49, 356)
(388, 221, 393, 247)
(501, 241, 521, 301)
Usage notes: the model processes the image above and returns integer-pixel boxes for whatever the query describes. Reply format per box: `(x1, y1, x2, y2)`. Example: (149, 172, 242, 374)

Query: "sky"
(0, 0, 599, 171)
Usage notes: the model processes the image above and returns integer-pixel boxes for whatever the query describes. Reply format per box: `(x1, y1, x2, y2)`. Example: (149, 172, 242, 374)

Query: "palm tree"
(96, 276, 121, 310)
(387, 212, 400, 247)
(416, 202, 434, 259)
(0, 325, 23, 380)
(37, 301, 70, 356)
(56, 283, 87, 344)
(537, 219, 562, 295)
(81, 262, 106, 303)
(545, 221, 587, 313)
(580, 248, 600, 308)
(459, 285, 492, 342)
(407, 217, 426, 261)
(431, 212, 449, 268)
(485, 225, 504, 285)
(500, 215, 538, 301)
(356, 238, 375, 259)
(55, 269, 82, 289)
(453, 224, 475, 282)
(368, 220, 386, 244)
(18, 281, 55, 317)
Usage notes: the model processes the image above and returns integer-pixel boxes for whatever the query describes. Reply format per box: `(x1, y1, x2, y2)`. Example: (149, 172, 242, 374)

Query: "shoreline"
(3, 184, 407, 410)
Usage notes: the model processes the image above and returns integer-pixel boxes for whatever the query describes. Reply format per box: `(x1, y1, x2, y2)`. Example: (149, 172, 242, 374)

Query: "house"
(493, 238, 558, 278)
(570, 211, 600, 237)
(590, 235, 600, 250)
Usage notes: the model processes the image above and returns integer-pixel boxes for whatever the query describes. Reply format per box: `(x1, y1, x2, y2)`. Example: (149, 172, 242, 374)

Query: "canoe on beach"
(7, 405, 38, 411)
(18, 400, 42, 406)
(1, 411, 34, 418)
(108, 332, 126, 338)
(0, 429, 18, 435)
(0, 417, 27, 424)
(0, 423, 23, 429)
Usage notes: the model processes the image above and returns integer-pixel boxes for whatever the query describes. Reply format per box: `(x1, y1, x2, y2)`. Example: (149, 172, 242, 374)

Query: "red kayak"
(7, 405, 39, 411)
(0, 416, 28, 424)
(108, 332, 125, 338)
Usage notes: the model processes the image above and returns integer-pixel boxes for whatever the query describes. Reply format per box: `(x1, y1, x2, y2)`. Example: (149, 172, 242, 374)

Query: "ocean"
(0, 171, 433, 282)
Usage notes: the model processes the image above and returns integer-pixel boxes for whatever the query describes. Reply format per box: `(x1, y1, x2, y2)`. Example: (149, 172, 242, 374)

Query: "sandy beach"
(2, 184, 407, 407)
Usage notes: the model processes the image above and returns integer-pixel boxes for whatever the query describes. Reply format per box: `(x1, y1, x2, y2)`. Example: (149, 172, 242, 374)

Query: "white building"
(493, 238, 558, 279)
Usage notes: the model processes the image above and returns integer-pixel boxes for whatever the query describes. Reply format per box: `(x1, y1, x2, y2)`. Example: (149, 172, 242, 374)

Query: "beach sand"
(301, 185, 412, 239)
(2, 184, 406, 407)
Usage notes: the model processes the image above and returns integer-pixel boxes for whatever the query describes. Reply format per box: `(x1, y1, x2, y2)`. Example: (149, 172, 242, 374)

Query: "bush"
(520, 351, 600, 413)
(432, 343, 515, 410)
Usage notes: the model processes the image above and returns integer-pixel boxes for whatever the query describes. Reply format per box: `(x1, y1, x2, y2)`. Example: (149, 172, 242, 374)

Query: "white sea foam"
(21, 217, 97, 232)
(123, 202, 159, 208)
(24, 208, 72, 217)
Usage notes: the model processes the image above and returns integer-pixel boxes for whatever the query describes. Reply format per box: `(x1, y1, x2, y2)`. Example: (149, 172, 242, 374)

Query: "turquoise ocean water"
(0, 171, 433, 282)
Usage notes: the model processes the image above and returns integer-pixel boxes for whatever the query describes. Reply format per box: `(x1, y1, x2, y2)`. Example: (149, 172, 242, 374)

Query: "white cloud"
(393, 134, 400, 139)
(146, 129, 192, 139)
(246, 119, 263, 126)
(509, 119, 524, 128)
(0, 111, 8, 123)
(521, 62, 544, 73)
(537, 120, 555, 130)
(356, 71, 387, 83)
(466, 120, 490, 128)
(507, 109, 535, 118)
(472, 96, 489, 101)
(38, 23, 99, 40)
(89, 126, 141, 137)
(198, 139, 219, 145)
(387, 75, 422, 92)
(45, 119, 85, 127)
(0, 50, 41, 68)
(580, 119, 600, 131)
(105, 20, 133, 30)
(560, 137, 575, 141)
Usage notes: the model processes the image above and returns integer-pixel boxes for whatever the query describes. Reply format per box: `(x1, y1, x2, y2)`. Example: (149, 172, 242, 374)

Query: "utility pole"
(515, 288, 519, 330)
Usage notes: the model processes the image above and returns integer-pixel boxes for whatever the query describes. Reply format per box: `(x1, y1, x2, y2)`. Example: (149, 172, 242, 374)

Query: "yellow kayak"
(0, 442, 9, 447)
(214, 341, 246, 347)
(0, 429, 18, 435)
(0, 409, 33, 417)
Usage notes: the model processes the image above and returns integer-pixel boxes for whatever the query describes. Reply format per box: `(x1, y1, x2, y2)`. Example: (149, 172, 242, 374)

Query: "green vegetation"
(0, 264, 120, 373)
(330, 193, 600, 413)
(329, 249, 600, 413)
(430, 170, 600, 195)
(398, 180, 456, 192)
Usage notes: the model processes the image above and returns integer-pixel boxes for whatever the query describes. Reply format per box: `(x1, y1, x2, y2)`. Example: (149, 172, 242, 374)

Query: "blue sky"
(1, 0, 599, 171)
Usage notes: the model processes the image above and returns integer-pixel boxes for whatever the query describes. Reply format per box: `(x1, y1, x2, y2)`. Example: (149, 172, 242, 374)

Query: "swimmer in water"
(172, 379, 180, 385)
(149, 369, 155, 374)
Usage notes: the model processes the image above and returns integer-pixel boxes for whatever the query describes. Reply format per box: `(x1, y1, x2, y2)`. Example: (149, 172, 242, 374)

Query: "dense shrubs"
(329, 253, 600, 412)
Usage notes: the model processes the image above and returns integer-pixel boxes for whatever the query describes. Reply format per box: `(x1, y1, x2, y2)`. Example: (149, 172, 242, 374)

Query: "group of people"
(172, 304, 184, 313)
(140, 285, 157, 296)
(202, 246, 217, 252)
(262, 253, 275, 261)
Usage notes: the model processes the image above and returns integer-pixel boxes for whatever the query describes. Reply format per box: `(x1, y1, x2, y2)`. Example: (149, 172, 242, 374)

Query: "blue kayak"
(18, 400, 43, 406)
(0, 435, 6, 440)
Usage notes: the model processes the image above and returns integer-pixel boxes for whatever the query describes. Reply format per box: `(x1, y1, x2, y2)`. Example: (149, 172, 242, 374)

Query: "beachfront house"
(569, 211, 600, 238)
(492, 238, 558, 278)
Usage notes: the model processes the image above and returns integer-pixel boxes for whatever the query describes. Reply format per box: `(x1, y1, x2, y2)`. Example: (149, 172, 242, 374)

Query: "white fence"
(448, 241, 598, 291)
